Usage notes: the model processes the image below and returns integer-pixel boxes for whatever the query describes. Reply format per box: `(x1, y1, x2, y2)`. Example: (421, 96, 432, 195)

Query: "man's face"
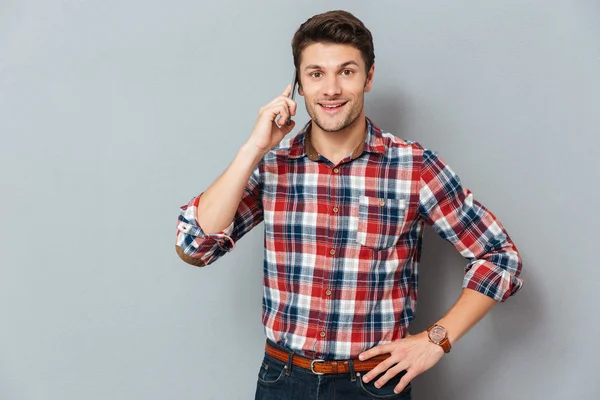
(298, 43, 374, 133)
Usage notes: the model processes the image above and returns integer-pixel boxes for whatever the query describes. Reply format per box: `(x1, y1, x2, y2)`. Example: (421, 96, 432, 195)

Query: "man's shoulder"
(377, 129, 451, 173)
(377, 128, 427, 157)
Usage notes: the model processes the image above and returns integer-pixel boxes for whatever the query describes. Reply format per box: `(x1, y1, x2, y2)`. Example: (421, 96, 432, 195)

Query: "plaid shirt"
(175, 118, 523, 360)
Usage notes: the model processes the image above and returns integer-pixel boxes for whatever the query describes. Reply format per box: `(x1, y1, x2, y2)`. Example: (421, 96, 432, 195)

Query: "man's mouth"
(318, 101, 348, 113)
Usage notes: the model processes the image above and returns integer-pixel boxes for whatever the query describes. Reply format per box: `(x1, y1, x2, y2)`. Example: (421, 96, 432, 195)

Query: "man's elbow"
(175, 245, 206, 268)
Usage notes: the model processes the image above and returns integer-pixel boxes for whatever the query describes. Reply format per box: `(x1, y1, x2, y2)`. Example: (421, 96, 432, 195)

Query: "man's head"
(291, 10, 375, 133)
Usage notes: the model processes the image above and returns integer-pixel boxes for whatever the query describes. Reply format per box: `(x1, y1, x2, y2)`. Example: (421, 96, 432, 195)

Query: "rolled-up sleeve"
(175, 165, 263, 267)
(418, 148, 523, 302)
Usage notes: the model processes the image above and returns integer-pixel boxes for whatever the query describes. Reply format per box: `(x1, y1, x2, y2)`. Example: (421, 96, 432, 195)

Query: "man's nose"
(322, 75, 341, 97)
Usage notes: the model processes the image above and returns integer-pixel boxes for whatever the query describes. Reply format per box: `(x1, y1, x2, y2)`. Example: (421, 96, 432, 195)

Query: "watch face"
(429, 325, 447, 343)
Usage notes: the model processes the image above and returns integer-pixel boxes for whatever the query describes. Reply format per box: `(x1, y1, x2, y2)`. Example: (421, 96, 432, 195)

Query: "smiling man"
(175, 10, 523, 400)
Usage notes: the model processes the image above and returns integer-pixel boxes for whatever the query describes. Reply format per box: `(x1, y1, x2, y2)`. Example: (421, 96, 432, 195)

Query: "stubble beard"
(307, 98, 364, 133)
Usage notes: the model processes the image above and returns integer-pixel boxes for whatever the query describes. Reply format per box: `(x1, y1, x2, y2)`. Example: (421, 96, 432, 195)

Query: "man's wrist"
(239, 142, 268, 165)
(427, 323, 452, 353)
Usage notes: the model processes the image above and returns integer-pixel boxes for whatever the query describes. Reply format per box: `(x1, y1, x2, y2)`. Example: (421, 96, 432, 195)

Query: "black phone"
(285, 70, 298, 126)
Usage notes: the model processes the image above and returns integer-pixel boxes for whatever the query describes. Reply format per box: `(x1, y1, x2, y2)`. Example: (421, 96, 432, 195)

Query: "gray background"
(1, 0, 599, 399)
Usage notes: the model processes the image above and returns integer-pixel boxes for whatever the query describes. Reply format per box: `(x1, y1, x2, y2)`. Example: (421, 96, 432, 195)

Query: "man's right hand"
(246, 84, 297, 154)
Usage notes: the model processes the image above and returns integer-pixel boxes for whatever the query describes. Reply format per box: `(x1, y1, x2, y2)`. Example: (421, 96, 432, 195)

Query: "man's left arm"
(359, 148, 523, 394)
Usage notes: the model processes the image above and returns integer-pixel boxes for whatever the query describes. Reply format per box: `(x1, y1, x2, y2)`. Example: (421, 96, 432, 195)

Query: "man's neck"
(309, 113, 367, 165)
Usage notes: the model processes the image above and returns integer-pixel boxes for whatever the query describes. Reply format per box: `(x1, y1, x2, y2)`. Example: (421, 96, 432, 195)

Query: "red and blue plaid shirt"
(175, 118, 523, 360)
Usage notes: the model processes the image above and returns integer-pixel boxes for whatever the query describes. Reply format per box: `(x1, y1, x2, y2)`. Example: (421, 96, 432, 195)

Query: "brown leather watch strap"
(438, 338, 451, 353)
(265, 341, 389, 374)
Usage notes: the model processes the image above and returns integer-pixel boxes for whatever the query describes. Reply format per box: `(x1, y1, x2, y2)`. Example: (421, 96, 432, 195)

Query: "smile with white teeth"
(320, 102, 347, 109)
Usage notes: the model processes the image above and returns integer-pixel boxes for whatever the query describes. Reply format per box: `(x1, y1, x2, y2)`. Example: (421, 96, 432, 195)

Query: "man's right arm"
(196, 143, 267, 235)
(175, 84, 298, 267)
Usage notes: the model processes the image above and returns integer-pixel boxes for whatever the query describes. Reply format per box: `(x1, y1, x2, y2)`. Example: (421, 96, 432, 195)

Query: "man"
(175, 10, 523, 400)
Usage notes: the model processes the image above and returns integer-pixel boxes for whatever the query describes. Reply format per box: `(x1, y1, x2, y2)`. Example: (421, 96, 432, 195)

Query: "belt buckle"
(310, 359, 325, 375)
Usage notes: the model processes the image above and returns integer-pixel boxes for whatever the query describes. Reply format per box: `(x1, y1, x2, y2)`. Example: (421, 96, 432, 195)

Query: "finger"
(282, 83, 292, 97)
(393, 370, 416, 395)
(275, 118, 296, 132)
(374, 362, 409, 388)
(286, 98, 297, 117)
(275, 98, 297, 117)
(266, 96, 297, 116)
(361, 357, 397, 383)
(359, 343, 391, 361)
(265, 103, 289, 124)
(276, 105, 290, 126)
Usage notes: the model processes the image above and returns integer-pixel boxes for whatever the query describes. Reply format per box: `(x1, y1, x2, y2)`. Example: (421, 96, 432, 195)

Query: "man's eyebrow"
(304, 61, 360, 71)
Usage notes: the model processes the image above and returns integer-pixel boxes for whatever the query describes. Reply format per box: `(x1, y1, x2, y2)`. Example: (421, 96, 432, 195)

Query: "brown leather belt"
(265, 341, 389, 375)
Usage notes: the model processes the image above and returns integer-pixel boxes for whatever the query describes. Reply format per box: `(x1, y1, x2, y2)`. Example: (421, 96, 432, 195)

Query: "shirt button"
(380, 199, 386, 206)
(329, 249, 335, 255)
(326, 289, 332, 296)
(320, 331, 326, 338)
(333, 168, 339, 174)
(333, 207, 339, 213)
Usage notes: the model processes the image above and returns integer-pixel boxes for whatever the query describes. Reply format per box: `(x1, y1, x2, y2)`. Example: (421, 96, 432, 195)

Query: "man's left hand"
(358, 331, 445, 394)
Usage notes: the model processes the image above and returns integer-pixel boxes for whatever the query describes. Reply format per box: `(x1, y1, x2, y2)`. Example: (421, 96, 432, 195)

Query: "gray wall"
(1, 1, 599, 399)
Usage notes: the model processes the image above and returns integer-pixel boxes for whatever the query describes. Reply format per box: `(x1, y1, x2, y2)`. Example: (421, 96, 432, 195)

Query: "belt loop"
(348, 359, 357, 382)
(285, 351, 294, 376)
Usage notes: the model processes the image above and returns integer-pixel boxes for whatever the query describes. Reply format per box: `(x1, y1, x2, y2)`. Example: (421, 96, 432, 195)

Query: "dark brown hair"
(291, 10, 375, 81)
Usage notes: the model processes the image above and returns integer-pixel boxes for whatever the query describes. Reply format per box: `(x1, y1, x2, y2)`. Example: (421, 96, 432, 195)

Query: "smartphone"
(285, 69, 298, 126)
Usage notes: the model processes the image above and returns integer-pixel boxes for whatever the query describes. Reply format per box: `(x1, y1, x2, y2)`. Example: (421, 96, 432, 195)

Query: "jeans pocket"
(356, 371, 411, 399)
(257, 357, 288, 386)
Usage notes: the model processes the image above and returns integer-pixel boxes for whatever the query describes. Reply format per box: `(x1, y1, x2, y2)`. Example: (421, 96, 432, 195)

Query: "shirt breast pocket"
(356, 195, 407, 250)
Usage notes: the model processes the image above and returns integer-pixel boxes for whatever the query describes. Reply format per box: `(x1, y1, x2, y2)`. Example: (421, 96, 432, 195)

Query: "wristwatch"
(427, 324, 451, 353)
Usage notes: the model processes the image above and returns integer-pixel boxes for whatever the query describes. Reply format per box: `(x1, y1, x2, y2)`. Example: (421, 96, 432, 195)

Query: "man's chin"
(314, 112, 363, 133)
(311, 113, 344, 131)
(314, 120, 347, 133)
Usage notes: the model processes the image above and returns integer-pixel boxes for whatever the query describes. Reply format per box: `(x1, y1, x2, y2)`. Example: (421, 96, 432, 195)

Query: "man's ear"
(364, 64, 375, 92)
(298, 82, 304, 96)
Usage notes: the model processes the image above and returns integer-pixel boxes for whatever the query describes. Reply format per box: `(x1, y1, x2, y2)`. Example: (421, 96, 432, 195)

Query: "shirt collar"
(288, 117, 387, 161)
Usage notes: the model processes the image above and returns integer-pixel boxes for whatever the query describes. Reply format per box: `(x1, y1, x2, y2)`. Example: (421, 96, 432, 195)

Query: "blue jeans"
(254, 342, 412, 400)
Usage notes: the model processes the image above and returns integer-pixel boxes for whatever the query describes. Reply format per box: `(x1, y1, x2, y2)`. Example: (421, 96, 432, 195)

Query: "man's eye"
(311, 72, 322, 78)
(341, 70, 353, 76)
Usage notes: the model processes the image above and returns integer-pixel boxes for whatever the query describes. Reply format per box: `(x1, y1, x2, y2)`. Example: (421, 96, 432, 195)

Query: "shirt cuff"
(463, 261, 523, 302)
(177, 219, 235, 251)
(177, 194, 236, 253)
